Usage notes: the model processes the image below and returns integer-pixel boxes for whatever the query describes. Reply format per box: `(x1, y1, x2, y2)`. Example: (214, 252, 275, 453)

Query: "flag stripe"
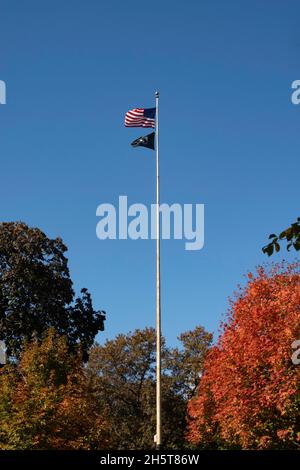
(125, 120, 155, 125)
(125, 119, 154, 124)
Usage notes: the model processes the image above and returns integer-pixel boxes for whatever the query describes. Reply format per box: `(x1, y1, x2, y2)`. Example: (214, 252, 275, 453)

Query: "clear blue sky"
(0, 0, 299, 346)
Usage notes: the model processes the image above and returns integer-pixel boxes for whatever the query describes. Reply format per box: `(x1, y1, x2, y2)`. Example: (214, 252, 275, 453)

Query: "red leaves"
(187, 263, 300, 449)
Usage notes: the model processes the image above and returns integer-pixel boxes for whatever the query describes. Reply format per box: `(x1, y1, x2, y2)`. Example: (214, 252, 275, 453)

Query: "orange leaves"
(0, 329, 109, 450)
(187, 263, 300, 449)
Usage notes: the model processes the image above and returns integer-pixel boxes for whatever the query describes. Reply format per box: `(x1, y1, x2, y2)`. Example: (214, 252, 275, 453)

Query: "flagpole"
(155, 90, 161, 449)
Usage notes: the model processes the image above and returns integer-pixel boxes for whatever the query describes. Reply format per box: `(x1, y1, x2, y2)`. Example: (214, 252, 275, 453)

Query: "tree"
(166, 326, 213, 400)
(0, 329, 110, 449)
(0, 222, 105, 359)
(87, 326, 212, 449)
(262, 217, 300, 256)
(0, 325, 212, 450)
(187, 263, 300, 449)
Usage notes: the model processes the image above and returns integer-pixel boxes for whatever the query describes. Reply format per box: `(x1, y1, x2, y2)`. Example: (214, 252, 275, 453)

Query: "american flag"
(125, 107, 155, 128)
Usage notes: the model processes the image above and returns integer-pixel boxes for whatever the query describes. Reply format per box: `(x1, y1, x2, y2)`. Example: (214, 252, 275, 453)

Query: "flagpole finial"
(155, 91, 159, 98)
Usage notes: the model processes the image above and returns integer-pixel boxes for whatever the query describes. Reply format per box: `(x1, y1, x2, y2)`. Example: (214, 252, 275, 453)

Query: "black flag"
(131, 132, 155, 150)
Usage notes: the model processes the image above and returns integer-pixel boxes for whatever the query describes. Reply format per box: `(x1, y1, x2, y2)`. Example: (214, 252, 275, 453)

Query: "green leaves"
(262, 217, 300, 256)
(87, 326, 212, 449)
(0, 222, 105, 360)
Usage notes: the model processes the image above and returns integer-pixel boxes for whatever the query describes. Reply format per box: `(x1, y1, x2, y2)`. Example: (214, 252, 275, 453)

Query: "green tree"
(87, 326, 212, 449)
(167, 326, 213, 400)
(0, 222, 105, 360)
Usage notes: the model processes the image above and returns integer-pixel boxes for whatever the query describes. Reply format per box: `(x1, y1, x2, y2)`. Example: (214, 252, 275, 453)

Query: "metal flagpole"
(155, 90, 161, 449)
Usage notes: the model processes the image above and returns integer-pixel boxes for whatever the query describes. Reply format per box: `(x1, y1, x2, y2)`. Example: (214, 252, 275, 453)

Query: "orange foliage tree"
(187, 263, 300, 449)
(0, 329, 110, 449)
